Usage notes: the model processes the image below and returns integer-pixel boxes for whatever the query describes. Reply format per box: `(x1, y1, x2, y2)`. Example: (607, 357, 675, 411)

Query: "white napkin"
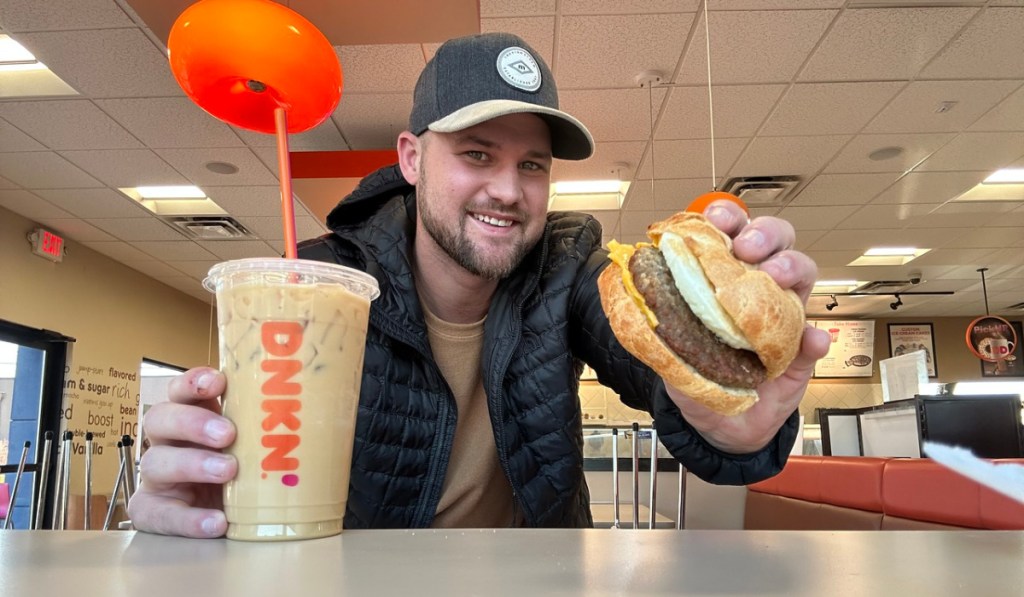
(922, 441, 1024, 505)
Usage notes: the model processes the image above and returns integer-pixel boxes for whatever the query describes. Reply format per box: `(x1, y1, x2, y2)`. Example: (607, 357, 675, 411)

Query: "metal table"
(1, 529, 1022, 596)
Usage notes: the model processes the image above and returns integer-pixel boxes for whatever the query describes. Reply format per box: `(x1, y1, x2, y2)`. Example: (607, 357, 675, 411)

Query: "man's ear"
(397, 131, 421, 185)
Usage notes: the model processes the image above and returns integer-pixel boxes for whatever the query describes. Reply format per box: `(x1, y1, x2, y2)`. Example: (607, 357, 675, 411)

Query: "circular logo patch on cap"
(496, 46, 541, 92)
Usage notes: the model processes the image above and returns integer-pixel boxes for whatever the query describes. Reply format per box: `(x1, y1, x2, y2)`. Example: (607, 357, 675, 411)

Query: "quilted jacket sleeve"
(569, 246, 799, 486)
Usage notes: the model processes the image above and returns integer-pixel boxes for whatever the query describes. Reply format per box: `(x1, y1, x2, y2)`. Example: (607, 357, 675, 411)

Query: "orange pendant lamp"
(167, 0, 343, 257)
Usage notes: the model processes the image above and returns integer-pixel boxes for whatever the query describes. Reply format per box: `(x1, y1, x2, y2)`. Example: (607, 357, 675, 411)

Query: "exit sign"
(29, 227, 65, 262)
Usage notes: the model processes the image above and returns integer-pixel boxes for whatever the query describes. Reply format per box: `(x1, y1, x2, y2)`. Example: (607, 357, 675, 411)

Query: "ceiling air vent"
(721, 176, 801, 207)
(166, 216, 254, 240)
(853, 280, 915, 293)
(1005, 301, 1024, 311)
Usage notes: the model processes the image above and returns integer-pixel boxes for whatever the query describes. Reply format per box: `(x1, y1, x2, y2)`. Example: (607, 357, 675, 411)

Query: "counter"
(2, 529, 1022, 595)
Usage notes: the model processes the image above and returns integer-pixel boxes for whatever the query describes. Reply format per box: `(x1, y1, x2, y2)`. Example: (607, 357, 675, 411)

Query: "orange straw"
(274, 107, 298, 259)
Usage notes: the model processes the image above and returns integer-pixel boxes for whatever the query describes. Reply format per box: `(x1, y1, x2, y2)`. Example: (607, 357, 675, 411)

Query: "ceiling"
(0, 0, 1022, 320)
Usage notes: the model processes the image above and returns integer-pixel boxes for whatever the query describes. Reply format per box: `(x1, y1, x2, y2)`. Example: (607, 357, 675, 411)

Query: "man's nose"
(486, 163, 525, 204)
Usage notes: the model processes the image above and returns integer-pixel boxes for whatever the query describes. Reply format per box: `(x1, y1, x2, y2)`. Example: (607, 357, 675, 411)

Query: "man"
(130, 33, 829, 537)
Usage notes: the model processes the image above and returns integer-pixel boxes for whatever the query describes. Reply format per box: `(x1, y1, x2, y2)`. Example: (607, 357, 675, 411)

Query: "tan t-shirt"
(422, 303, 519, 528)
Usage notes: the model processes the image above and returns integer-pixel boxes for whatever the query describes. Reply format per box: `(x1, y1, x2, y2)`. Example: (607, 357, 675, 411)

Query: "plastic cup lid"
(203, 257, 380, 300)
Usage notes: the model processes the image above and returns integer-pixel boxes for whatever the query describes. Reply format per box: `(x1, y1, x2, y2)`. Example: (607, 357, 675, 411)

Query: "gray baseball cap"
(409, 33, 594, 161)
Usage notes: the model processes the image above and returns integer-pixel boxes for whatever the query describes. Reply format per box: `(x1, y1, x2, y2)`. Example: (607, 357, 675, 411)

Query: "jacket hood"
(325, 163, 412, 231)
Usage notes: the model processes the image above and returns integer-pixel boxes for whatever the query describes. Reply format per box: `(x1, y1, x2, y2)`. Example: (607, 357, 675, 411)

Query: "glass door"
(0, 319, 74, 529)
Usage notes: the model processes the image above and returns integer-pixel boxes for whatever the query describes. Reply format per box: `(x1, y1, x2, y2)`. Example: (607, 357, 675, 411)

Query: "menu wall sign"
(812, 320, 875, 378)
(888, 323, 938, 378)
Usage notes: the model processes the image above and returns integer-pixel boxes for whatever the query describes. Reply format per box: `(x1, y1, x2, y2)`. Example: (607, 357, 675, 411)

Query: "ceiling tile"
(96, 97, 245, 149)
(823, 133, 954, 174)
(233, 215, 327, 242)
(0, 175, 18, 189)
(946, 227, 1024, 252)
(0, 118, 46, 151)
(34, 217, 116, 242)
(232, 118, 347, 151)
(908, 248, 996, 268)
(482, 17, 556, 68)
(0, 0, 136, 31)
(85, 217, 187, 242)
(907, 202, 1017, 229)
(762, 82, 904, 136)
(969, 85, 1024, 132)
(710, 1, 844, 8)
(163, 260, 220, 281)
(799, 8, 978, 81)
(624, 178, 725, 212)
(196, 240, 279, 260)
(0, 151, 101, 188)
(864, 81, 1020, 134)
(728, 135, 850, 178)
(811, 227, 951, 250)
(552, 140, 646, 181)
(155, 147, 278, 186)
(657, 85, 786, 140)
(335, 44, 424, 94)
(561, 87, 666, 143)
(913, 132, 1024, 172)
(676, 10, 836, 85)
(81, 240, 154, 263)
(0, 99, 142, 150)
(60, 149, 186, 187)
(33, 187, 150, 219)
(871, 171, 990, 205)
(331, 93, 412, 150)
(557, 13, 694, 89)
(203, 186, 284, 218)
(0, 189, 72, 220)
(480, 0, 556, 17)
(133, 241, 217, 261)
(838, 203, 934, 229)
(561, 0, 695, 13)
(789, 173, 900, 207)
(795, 229, 827, 251)
(637, 137, 746, 181)
(921, 7, 1024, 80)
(620, 209, 681, 235)
(124, 259, 191, 280)
(777, 205, 860, 230)
(16, 28, 183, 97)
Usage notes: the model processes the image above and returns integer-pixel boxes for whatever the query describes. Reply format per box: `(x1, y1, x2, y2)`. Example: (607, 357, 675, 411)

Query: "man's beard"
(417, 163, 537, 281)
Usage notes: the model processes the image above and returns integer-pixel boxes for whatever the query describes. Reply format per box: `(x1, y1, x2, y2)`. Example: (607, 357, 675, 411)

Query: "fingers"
(140, 445, 237, 489)
(758, 250, 819, 304)
(167, 367, 226, 407)
(144, 402, 235, 449)
(783, 325, 832, 382)
(703, 201, 750, 237)
(128, 491, 227, 539)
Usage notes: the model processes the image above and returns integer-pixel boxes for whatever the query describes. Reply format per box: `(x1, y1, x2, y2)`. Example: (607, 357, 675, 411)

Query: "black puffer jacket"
(298, 164, 798, 528)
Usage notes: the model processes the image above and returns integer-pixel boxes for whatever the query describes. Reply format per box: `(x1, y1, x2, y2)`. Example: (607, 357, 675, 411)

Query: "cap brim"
(427, 100, 594, 161)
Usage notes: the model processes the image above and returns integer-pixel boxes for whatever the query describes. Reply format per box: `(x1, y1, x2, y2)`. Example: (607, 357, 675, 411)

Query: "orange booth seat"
(745, 455, 1024, 531)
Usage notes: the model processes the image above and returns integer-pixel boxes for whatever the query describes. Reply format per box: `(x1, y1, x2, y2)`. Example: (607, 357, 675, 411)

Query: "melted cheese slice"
(607, 240, 659, 328)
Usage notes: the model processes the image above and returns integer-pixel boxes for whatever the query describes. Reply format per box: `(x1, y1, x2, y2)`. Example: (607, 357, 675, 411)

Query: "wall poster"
(812, 320, 875, 378)
(887, 323, 938, 378)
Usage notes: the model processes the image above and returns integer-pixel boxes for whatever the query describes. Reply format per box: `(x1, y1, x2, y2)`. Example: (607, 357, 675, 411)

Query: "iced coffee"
(204, 258, 379, 541)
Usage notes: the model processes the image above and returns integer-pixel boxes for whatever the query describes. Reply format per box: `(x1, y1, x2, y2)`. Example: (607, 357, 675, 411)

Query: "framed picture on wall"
(980, 320, 1024, 378)
(887, 323, 938, 378)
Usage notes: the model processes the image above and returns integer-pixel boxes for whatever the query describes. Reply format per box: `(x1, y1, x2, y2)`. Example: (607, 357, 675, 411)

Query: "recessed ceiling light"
(0, 35, 36, 63)
(549, 179, 629, 211)
(205, 161, 240, 175)
(133, 185, 207, 199)
(983, 168, 1024, 184)
(864, 247, 918, 257)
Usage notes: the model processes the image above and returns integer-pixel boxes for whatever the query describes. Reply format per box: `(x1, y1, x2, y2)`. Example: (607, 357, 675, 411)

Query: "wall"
(0, 207, 214, 497)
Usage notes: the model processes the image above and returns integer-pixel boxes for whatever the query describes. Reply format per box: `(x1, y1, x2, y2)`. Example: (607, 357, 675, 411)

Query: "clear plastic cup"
(204, 258, 379, 541)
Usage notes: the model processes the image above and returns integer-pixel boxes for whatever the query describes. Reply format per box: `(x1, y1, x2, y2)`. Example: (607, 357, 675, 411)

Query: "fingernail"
(706, 205, 729, 221)
(203, 455, 231, 477)
(738, 228, 765, 248)
(201, 514, 223, 537)
(205, 419, 232, 443)
(195, 371, 217, 394)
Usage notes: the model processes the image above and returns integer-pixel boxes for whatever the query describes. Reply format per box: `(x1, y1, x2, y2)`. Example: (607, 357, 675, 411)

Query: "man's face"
(414, 113, 553, 281)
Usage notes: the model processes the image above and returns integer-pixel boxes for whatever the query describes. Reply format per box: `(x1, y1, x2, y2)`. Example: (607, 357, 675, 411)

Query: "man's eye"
(521, 161, 547, 172)
(465, 151, 487, 161)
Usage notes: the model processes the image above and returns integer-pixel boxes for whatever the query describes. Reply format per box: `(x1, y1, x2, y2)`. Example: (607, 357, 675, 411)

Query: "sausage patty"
(629, 246, 767, 389)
